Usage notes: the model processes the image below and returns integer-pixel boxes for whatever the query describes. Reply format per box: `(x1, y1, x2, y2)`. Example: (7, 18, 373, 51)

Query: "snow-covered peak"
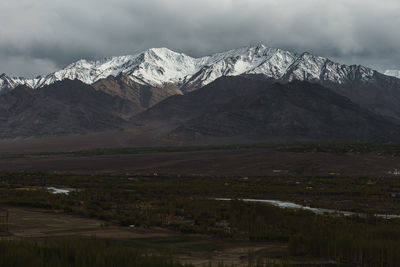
(129, 47, 198, 85)
(0, 74, 13, 88)
(182, 45, 299, 88)
(0, 45, 384, 93)
(384, 69, 400, 79)
(0, 73, 29, 91)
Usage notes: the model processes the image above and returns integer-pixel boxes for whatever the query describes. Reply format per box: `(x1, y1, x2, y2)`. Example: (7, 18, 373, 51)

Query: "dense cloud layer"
(1, 0, 399, 77)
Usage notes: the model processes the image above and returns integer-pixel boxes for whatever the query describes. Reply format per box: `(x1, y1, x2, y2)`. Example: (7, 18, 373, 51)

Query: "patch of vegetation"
(1, 172, 400, 266)
(0, 238, 191, 267)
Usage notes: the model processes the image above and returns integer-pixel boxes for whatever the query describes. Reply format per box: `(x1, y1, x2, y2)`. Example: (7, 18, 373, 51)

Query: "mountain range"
(1, 45, 400, 143)
(0, 45, 391, 94)
(136, 76, 399, 141)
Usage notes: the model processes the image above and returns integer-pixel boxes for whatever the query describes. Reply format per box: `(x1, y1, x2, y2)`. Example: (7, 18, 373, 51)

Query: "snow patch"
(384, 69, 400, 79)
(47, 187, 71, 195)
(0, 45, 380, 93)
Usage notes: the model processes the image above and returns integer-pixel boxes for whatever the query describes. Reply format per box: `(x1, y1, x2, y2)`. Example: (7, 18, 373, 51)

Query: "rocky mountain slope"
(0, 75, 399, 141)
(92, 73, 182, 110)
(0, 80, 134, 138)
(136, 76, 400, 142)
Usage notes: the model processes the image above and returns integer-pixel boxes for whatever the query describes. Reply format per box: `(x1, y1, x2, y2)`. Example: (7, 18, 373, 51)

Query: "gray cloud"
(1, 0, 399, 77)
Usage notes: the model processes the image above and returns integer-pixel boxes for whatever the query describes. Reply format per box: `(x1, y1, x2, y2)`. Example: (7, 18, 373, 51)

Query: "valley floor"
(1, 142, 400, 266)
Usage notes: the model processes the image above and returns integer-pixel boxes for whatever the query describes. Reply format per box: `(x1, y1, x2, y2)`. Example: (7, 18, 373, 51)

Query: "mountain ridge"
(0, 45, 391, 94)
(135, 76, 400, 142)
(0, 75, 399, 141)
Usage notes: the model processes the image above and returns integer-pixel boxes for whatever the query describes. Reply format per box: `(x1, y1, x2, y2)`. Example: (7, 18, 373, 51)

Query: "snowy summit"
(0, 45, 389, 93)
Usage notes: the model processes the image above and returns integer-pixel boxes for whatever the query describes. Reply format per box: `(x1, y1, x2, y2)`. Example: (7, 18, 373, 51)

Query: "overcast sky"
(1, 0, 399, 77)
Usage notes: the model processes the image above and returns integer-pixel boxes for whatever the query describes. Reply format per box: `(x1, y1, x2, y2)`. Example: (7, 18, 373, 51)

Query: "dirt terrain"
(1, 206, 174, 239)
(0, 126, 177, 153)
(0, 148, 399, 177)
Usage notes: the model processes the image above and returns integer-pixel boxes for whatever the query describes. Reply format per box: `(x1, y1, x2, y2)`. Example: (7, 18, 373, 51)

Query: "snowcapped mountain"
(2, 45, 400, 140)
(384, 70, 400, 79)
(0, 45, 386, 93)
